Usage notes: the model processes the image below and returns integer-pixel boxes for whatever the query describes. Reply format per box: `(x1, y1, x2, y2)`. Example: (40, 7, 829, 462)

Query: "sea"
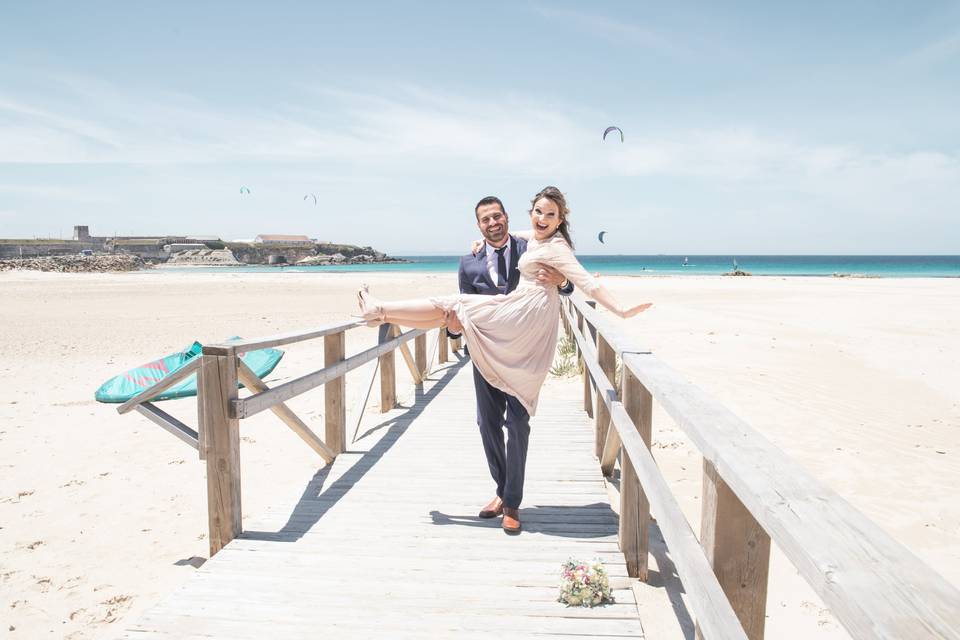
(162, 255, 960, 278)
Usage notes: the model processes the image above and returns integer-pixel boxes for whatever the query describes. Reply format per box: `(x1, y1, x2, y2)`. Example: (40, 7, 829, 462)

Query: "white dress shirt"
(484, 238, 512, 288)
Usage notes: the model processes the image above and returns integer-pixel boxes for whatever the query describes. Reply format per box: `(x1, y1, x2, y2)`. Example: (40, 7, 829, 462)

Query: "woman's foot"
(356, 285, 385, 327)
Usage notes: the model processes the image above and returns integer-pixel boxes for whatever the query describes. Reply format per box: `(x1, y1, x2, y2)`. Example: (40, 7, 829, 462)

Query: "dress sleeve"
(538, 238, 600, 295)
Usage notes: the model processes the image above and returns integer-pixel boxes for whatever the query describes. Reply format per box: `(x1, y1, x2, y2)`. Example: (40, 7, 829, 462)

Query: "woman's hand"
(620, 302, 653, 319)
(471, 239, 484, 255)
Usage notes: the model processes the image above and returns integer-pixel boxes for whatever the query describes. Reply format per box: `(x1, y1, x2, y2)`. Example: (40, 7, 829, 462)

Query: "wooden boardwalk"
(123, 353, 644, 639)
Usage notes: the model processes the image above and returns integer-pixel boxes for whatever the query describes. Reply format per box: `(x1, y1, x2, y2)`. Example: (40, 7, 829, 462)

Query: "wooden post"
(620, 369, 653, 580)
(699, 461, 772, 640)
(414, 333, 427, 383)
(438, 329, 448, 364)
(576, 308, 593, 418)
(199, 351, 241, 556)
(451, 336, 462, 352)
(595, 334, 616, 458)
(324, 331, 346, 455)
(379, 324, 396, 412)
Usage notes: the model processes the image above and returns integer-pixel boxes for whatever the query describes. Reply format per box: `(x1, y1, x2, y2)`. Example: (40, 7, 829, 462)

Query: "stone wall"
(0, 241, 98, 258)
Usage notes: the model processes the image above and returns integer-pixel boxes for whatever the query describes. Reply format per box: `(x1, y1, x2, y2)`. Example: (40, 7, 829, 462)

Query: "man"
(448, 196, 573, 534)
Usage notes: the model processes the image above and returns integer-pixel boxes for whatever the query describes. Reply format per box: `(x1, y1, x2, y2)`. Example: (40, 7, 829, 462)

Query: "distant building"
(254, 234, 314, 245)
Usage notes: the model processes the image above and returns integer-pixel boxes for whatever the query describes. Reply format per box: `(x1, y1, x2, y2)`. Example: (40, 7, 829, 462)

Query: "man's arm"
(536, 265, 575, 296)
(448, 257, 475, 338)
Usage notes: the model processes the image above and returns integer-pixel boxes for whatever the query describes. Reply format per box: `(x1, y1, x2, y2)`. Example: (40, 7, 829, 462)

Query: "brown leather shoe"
(478, 496, 503, 519)
(502, 507, 521, 534)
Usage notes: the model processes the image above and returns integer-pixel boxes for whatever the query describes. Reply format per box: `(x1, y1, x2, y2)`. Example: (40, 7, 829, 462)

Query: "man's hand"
(446, 310, 463, 334)
(536, 264, 567, 288)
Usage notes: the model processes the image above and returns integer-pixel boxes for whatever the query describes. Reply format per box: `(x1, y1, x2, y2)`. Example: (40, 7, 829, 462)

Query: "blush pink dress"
(430, 234, 600, 416)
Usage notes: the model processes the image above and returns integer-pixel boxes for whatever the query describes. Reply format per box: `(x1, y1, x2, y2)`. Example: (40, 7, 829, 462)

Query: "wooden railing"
(117, 319, 455, 556)
(562, 294, 960, 640)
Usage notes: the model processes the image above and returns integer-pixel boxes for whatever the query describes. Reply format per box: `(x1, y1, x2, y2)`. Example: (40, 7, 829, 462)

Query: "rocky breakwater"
(226, 241, 408, 266)
(295, 252, 408, 266)
(0, 254, 148, 273)
(165, 249, 241, 266)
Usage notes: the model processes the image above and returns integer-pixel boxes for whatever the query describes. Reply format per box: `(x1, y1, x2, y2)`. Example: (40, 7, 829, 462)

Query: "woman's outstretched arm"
(590, 286, 653, 319)
(540, 240, 652, 319)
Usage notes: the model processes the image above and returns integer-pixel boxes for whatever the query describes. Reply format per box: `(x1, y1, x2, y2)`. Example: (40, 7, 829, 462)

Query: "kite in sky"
(598, 231, 607, 244)
(304, 193, 318, 205)
(239, 186, 251, 194)
(602, 126, 624, 143)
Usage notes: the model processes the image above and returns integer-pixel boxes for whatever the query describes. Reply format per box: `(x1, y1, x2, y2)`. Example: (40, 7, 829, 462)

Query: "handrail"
(205, 318, 364, 352)
(564, 304, 749, 640)
(116, 357, 202, 414)
(566, 294, 960, 639)
(117, 318, 366, 416)
(233, 326, 425, 419)
(623, 349, 960, 639)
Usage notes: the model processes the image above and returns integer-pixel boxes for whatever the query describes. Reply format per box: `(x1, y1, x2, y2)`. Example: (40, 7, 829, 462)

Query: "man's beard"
(483, 228, 507, 245)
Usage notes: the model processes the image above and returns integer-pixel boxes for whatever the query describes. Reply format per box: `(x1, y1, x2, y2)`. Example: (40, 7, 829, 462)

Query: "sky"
(1, 1, 958, 255)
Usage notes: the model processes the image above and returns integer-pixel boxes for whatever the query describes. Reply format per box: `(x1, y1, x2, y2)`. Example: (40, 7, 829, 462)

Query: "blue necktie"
(495, 245, 508, 290)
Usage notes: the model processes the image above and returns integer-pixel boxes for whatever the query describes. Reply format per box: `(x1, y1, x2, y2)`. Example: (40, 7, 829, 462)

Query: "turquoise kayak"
(94, 339, 283, 403)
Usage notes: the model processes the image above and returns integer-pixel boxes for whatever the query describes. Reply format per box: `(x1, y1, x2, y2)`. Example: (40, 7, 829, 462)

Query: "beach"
(1, 270, 958, 639)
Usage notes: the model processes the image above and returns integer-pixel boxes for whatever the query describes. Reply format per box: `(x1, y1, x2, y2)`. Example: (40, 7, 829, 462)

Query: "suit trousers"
(472, 365, 530, 509)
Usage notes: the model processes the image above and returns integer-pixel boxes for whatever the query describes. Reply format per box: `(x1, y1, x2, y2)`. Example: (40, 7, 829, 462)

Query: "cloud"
(900, 30, 960, 67)
(532, 5, 680, 55)
(1, 75, 958, 228)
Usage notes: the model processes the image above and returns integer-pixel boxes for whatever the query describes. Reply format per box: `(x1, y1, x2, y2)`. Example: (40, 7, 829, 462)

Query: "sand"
(1, 270, 957, 639)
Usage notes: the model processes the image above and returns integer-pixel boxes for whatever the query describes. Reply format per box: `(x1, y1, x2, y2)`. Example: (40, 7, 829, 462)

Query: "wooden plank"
(200, 353, 241, 556)
(414, 333, 427, 381)
(379, 324, 397, 412)
(622, 350, 960, 640)
(599, 414, 621, 476)
(699, 460, 771, 640)
(233, 326, 424, 419)
(116, 357, 201, 414)
(204, 318, 360, 353)
(595, 334, 616, 458)
(236, 361, 335, 464)
(438, 328, 449, 363)
(575, 306, 593, 419)
(324, 331, 347, 455)
(135, 402, 199, 450)
(620, 368, 653, 581)
(397, 336, 423, 385)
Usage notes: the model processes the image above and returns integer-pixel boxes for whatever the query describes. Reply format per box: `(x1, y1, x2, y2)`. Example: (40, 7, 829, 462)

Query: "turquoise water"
(162, 255, 960, 277)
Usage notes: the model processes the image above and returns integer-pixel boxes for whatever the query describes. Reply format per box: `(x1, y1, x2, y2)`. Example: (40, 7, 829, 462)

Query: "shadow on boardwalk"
(429, 503, 618, 538)
(241, 354, 468, 543)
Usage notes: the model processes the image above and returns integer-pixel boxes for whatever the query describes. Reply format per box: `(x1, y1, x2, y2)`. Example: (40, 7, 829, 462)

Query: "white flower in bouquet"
(558, 558, 614, 607)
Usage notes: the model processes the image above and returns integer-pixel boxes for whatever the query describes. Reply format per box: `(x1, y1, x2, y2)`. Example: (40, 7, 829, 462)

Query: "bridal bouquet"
(557, 558, 614, 607)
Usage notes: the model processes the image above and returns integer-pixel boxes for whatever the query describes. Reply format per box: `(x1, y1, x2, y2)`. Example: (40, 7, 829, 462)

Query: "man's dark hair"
(475, 196, 506, 219)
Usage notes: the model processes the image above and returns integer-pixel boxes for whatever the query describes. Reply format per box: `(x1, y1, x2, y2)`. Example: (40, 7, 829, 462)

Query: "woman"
(358, 186, 651, 415)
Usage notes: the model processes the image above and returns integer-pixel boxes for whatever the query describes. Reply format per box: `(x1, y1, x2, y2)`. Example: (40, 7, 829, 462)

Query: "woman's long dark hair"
(530, 186, 574, 249)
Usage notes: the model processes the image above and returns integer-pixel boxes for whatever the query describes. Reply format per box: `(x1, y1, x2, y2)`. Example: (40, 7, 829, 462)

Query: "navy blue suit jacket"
(449, 235, 573, 337)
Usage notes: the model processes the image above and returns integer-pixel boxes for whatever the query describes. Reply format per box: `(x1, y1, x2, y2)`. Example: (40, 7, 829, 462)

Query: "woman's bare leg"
(358, 287, 452, 329)
(389, 317, 447, 330)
